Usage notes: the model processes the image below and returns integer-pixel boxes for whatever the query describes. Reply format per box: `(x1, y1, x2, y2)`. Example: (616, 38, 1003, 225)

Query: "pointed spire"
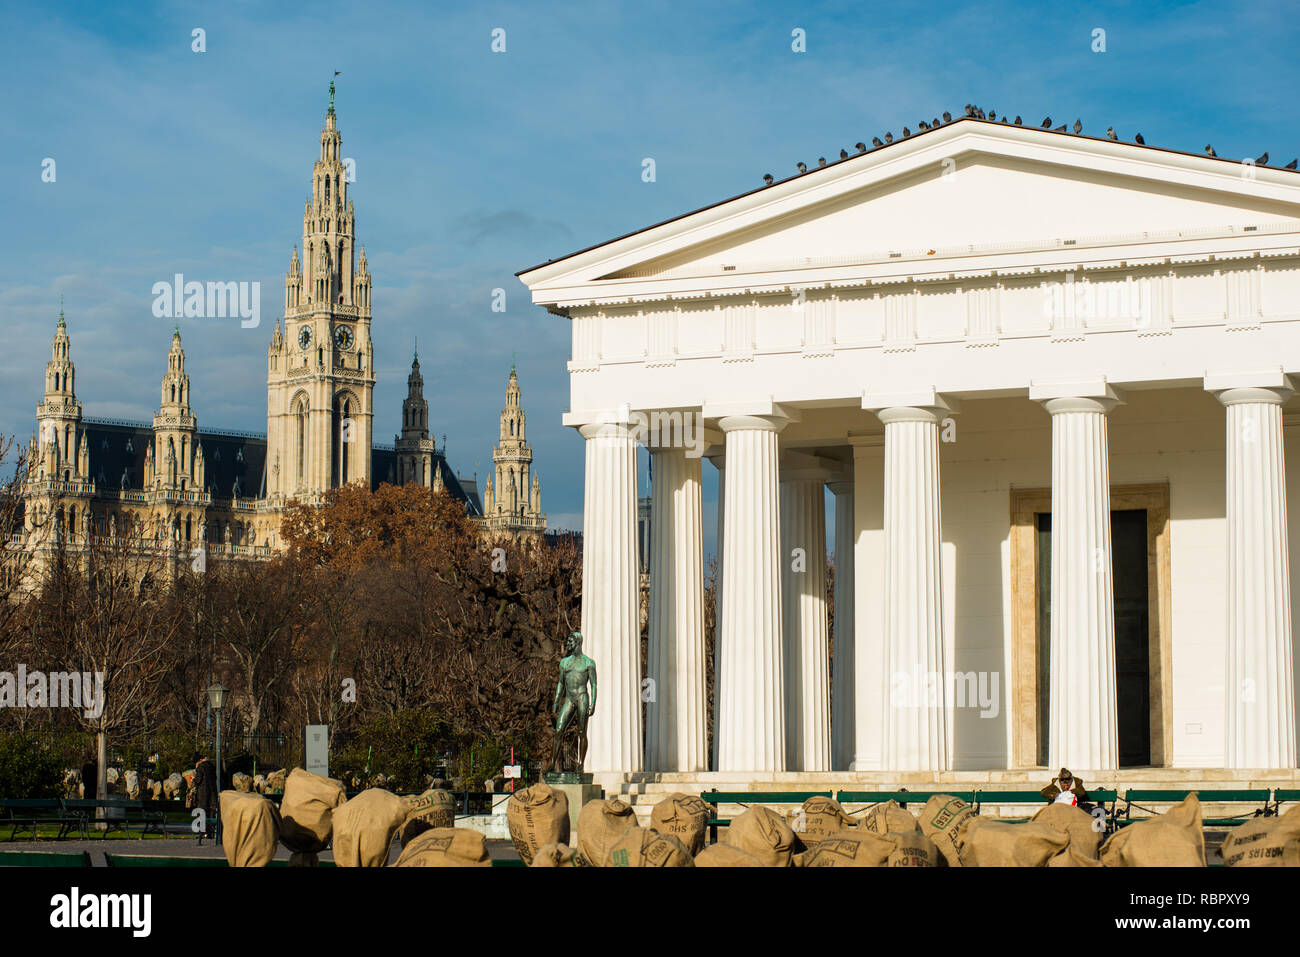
(57, 294, 66, 329)
(328, 75, 337, 116)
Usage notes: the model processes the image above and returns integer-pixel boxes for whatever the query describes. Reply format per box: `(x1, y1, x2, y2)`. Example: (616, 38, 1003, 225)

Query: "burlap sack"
(265, 769, 287, 794)
(786, 796, 856, 851)
(393, 827, 492, 867)
(163, 773, 184, 800)
(576, 798, 639, 866)
(694, 843, 763, 867)
(920, 794, 977, 867)
(232, 772, 253, 793)
(529, 842, 591, 867)
(650, 793, 712, 855)
(803, 830, 895, 867)
(332, 788, 408, 867)
(279, 768, 347, 866)
(218, 791, 281, 867)
(606, 827, 694, 867)
(886, 829, 940, 867)
(1033, 802, 1102, 860)
(859, 799, 921, 836)
(1100, 794, 1206, 867)
(400, 789, 457, 846)
(1221, 803, 1300, 867)
(1048, 842, 1105, 867)
(506, 782, 570, 865)
(957, 818, 1070, 866)
(722, 806, 795, 867)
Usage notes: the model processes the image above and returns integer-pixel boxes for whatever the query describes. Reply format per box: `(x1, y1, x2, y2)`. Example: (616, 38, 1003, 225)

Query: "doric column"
(578, 419, 641, 773)
(716, 412, 788, 771)
(850, 435, 885, 771)
(1033, 383, 1121, 771)
(780, 466, 831, 771)
(645, 444, 707, 772)
(1209, 374, 1296, 768)
(876, 404, 950, 772)
(828, 476, 856, 770)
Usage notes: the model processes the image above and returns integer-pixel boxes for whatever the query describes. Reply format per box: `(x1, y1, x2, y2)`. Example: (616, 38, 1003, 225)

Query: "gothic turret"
(152, 327, 200, 492)
(35, 300, 84, 482)
(482, 364, 545, 539)
(395, 346, 435, 486)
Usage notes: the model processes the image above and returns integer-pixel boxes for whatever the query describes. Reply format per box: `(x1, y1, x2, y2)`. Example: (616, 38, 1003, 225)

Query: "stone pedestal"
(544, 772, 602, 833)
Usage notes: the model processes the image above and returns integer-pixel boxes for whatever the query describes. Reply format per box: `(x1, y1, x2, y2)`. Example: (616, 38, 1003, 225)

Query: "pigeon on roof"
(763, 173, 773, 185)
(840, 148, 848, 159)
(797, 161, 807, 173)
(1205, 144, 1217, 157)
(942, 111, 952, 123)
(884, 132, 893, 143)
(818, 156, 827, 167)
(976, 107, 986, 119)
(1286, 159, 1298, 170)
(1041, 116, 1051, 128)
(855, 142, 867, 153)
(1106, 127, 1118, 140)
(902, 127, 911, 137)
(989, 110, 998, 120)
(1073, 119, 1082, 134)
(1256, 151, 1269, 165)
(1014, 115, 1022, 125)
(1135, 132, 1145, 145)
(872, 136, 884, 147)
(1054, 125, 1066, 132)
(932, 116, 941, 127)
(964, 104, 975, 117)
(919, 120, 930, 131)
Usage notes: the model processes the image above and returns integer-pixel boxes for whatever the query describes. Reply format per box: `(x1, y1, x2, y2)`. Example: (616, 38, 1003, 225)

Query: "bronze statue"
(549, 630, 597, 772)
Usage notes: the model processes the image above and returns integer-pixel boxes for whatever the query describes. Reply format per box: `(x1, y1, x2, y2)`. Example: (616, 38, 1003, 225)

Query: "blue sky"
(3, 0, 1298, 555)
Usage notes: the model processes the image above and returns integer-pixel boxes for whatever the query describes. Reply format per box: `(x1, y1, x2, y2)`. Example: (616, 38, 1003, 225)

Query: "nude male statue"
(549, 630, 597, 772)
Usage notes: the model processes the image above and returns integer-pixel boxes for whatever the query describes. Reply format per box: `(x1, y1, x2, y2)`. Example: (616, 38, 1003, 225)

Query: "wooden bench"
(974, 788, 1120, 831)
(701, 790, 834, 843)
(1272, 788, 1300, 814)
(1118, 789, 1272, 829)
(0, 799, 77, 841)
(63, 799, 168, 839)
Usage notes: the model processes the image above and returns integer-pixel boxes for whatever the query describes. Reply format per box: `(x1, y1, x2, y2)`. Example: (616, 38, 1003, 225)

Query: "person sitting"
(1041, 767, 1092, 812)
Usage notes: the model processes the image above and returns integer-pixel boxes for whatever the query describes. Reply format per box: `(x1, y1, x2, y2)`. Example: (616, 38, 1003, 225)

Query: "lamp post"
(206, 682, 228, 845)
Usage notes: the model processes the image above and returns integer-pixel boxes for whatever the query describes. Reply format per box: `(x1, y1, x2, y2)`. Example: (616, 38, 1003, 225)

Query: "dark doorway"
(1035, 509, 1151, 767)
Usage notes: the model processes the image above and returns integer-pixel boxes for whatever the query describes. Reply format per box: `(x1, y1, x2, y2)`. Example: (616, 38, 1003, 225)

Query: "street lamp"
(206, 682, 228, 845)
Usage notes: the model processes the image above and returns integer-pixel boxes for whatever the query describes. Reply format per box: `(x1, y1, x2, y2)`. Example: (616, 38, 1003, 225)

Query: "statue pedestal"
(544, 772, 602, 833)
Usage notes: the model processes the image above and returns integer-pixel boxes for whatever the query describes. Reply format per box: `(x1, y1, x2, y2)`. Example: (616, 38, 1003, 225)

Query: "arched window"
(295, 396, 308, 487)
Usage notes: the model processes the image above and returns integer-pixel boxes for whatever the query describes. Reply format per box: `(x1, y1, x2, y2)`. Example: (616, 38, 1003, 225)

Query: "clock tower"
(266, 80, 374, 500)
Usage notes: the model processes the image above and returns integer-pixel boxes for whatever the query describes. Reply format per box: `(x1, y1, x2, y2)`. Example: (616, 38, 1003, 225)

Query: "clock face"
(333, 325, 354, 350)
(298, 325, 312, 349)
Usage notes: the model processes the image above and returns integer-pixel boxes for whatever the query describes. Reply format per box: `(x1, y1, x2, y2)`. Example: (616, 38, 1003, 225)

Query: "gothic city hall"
(520, 116, 1300, 779)
(22, 96, 546, 556)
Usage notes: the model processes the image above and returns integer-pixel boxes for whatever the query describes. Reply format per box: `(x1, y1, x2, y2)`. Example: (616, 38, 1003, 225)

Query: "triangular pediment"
(520, 120, 1300, 295)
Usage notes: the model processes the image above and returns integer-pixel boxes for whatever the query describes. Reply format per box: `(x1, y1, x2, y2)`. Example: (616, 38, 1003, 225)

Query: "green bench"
(974, 788, 1120, 831)
(0, 850, 92, 867)
(701, 790, 834, 843)
(835, 790, 978, 811)
(1117, 789, 1272, 829)
(0, 798, 79, 841)
(63, 798, 168, 839)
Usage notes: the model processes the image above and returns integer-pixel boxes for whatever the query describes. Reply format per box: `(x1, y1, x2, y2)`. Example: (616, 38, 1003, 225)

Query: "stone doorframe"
(1009, 482, 1173, 768)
